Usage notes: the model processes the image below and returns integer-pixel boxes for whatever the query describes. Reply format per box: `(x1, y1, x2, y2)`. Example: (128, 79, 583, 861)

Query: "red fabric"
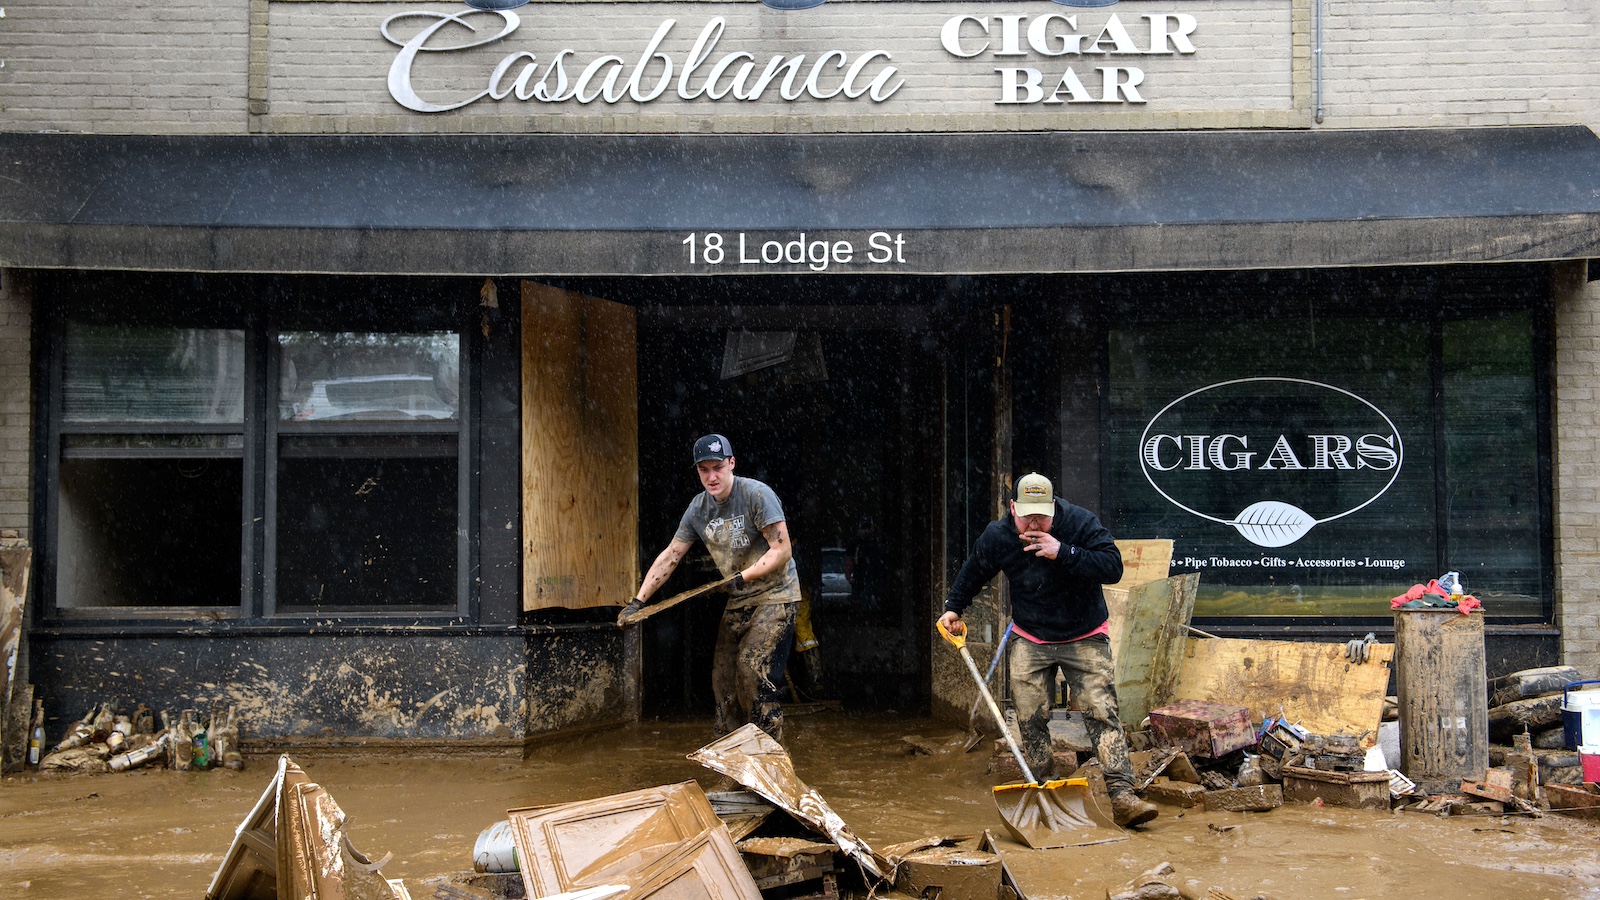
(1389, 580, 1481, 613)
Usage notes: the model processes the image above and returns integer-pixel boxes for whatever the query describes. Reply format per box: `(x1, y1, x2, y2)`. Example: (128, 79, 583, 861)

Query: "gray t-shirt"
(675, 476, 801, 609)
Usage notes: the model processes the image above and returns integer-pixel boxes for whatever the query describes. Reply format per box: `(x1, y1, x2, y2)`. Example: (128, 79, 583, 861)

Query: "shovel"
(617, 574, 740, 627)
(937, 620, 1124, 849)
(963, 620, 1012, 752)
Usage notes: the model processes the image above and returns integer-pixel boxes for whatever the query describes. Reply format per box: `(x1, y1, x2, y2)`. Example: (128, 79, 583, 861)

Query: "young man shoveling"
(939, 473, 1159, 828)
(624, 434, 800, 741)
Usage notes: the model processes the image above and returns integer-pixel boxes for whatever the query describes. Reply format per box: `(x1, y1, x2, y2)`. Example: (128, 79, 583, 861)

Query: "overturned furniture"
(207, 754, 407, 900)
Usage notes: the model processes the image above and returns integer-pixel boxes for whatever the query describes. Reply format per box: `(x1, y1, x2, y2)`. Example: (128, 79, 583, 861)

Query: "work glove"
(730, 572, 745, 591)
(1345, 632, 1378, 665)
(619, 597, 644, 624)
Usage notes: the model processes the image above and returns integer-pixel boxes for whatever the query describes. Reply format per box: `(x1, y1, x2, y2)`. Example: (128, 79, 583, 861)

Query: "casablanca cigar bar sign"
(380, 5, 1218, 113)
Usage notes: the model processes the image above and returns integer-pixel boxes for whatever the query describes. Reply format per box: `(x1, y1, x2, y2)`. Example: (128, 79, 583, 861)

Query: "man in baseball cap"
(938, 472, 1158, 828)
(625, 434, 801, 741)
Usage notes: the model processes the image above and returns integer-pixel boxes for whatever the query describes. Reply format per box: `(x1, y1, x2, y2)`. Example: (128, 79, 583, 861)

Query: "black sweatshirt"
(943, 498, 1124, 641)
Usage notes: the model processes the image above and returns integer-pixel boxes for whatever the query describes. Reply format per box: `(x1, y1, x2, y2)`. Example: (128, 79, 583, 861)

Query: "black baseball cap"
(693, 433, 734, 464)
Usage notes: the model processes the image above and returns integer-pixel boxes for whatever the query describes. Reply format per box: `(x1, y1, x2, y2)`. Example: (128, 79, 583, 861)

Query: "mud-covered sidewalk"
(3, 714, 1599, 900)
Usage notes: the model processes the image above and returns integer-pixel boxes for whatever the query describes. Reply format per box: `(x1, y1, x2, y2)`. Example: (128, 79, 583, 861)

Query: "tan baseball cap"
(1013, 473, 1055, 517)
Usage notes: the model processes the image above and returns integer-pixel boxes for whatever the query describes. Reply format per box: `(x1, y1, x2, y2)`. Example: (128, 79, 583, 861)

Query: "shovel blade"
(993, 779, 1126, 849)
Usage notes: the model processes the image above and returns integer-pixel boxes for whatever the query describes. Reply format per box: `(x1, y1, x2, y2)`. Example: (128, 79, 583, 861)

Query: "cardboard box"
(1148, 700, 1255, 759)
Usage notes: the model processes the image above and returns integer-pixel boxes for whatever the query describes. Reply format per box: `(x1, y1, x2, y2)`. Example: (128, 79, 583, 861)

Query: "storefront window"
(271, 332, 462, 611)
(56, 325, 246, 609)
(47, 281, 470, 617)
(1108, 309, 1544, 619)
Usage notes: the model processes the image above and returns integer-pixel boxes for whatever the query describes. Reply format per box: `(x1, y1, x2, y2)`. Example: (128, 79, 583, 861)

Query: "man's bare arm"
(742, 520, 794, 584)
(636, 538, 694, 602)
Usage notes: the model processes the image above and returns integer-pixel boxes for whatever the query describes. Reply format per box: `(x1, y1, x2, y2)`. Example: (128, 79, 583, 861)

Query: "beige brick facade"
(0, 271, 31, 539)
(0, 0, 1597, 672)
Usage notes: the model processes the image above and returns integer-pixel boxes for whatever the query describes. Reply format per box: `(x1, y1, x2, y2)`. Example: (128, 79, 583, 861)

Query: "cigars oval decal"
(1138, 378, 1404, 548)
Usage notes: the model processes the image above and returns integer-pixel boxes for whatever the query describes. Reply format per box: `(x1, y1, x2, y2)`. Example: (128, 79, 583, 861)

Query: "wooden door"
(521, 282, 639, 611)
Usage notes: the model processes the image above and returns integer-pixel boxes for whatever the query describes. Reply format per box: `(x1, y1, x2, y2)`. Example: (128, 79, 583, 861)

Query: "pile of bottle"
(29, 699, 245, 773)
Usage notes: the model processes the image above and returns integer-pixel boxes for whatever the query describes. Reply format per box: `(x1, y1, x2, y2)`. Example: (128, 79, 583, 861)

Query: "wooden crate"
(1148, 700, 1255, 760)
(1281, 765, 1392, 810)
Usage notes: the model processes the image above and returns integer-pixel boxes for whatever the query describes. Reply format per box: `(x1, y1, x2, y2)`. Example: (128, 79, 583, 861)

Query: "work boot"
(1110, 790, 1159, 827)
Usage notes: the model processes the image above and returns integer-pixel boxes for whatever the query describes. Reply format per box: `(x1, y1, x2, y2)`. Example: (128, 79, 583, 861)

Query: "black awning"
(1, 127, 1598, 276)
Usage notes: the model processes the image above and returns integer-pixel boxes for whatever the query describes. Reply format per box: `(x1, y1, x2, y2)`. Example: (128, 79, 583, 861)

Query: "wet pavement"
(3, 712, 1599, 899)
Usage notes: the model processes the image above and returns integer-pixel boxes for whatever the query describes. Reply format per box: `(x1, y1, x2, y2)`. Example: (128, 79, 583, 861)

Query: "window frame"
(36, 274, 477, 625)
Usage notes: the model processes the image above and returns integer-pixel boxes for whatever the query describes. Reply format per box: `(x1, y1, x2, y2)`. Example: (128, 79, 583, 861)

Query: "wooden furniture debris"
(0, 538, 30, 773)
(507, 781, 722, 896)
(707, 790, 777, 842)
(621, 827, 762, 900)
(1129, 748, 1200, 791)
(1148, 700, 1254, 760)
(689, 724, 888, 880)
(1171, 636, 1393, 743)
(1280, 765, 1391, 810)
(206, 754, 405, 900)
(1544, 783, 1600, 821)
(736, 837, 838, 893)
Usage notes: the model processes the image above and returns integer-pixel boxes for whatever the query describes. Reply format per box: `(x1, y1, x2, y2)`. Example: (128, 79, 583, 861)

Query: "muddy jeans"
(712, 602, 797, 742)
(1008, 634, 1137, 796)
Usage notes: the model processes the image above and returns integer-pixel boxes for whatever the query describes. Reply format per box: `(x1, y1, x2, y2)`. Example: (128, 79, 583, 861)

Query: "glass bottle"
(173, 710, 194, 772)
(27, 700, 45, 766)
(51, 704, 99, 753)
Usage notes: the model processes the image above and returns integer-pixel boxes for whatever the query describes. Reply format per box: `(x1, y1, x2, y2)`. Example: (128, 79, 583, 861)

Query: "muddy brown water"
(3, 713, 1598, 899)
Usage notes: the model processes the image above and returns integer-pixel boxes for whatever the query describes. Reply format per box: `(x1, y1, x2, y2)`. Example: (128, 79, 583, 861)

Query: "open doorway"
(632, 304, 944, 717)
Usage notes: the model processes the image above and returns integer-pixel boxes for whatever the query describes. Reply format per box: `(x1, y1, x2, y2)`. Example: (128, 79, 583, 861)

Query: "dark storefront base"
(28, 627, 629, 752)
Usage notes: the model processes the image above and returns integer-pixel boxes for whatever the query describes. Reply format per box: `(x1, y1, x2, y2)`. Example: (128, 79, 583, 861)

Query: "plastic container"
(473, 820, 518, 873)
(1581, 746, 1600, 783)
(1560, 680, 1600, 751)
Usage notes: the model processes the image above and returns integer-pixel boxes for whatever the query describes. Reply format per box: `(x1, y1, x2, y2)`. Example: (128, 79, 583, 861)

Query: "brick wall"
(0, 0, 249, 133)
(1554, 264, 1600, 676)
(1320, 1, 1600, 127)
(0, 271, 31, 539)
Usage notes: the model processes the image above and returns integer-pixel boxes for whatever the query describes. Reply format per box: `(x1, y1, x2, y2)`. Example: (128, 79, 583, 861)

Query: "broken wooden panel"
(202, 752, 404, 900)
(508, 781, 722, 897)
(620, 827, 763, 900)
(736, 837, 837, 891)
(976, 830, 1027, 900)
(1111, 572, 1198, 729)
(278, 778, 404, 900)
(1102, 539, 1174, 654)
(0, 542, 30, 770)
(706, 791, 776, 842)
(521, 281, 638, 612)
(1171, 637, 1394, 742)
(688, 724, 887, 880)
(207, 754, 310, 900)
(1545, 783, 1600, 821)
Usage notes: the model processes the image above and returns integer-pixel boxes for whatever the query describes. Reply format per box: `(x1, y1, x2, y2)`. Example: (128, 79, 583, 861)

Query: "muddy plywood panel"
(508, 781, 722, 897)
(622, 827, 762, 900)
(1102, 540, 1174, 653)
(1112, 573, 1198, 729)
(0, 544, 30, 765)
(1171, 637, 1393, 742)
(522, 282, 638, 611)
